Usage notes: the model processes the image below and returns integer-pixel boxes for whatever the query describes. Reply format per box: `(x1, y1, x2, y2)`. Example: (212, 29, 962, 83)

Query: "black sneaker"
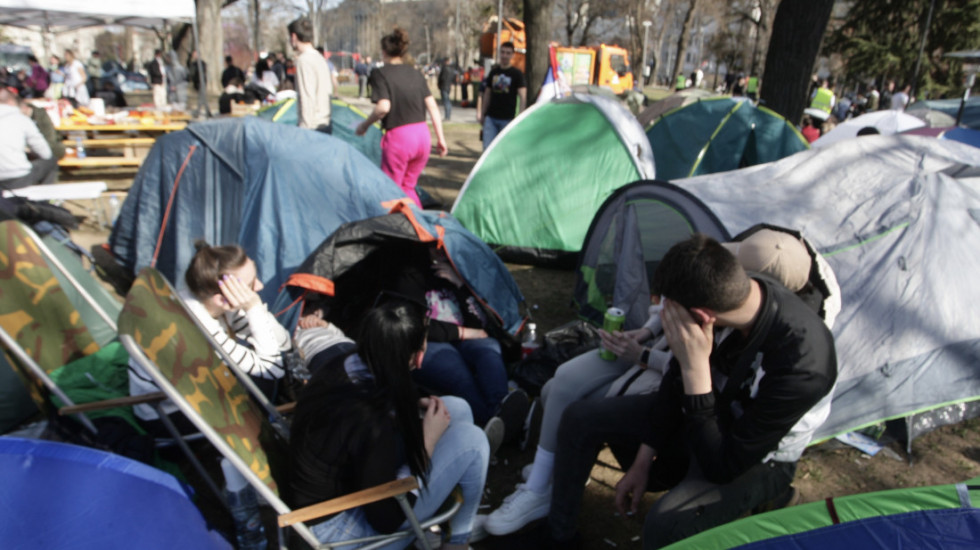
(520, 397, 543, 451)
(496, 388, 531, 445)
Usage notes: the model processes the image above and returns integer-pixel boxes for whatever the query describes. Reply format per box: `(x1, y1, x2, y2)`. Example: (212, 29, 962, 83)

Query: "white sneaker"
(484, 417, 505, 459)
(484, 483, 551, 536)
(469, 514, 490, 543)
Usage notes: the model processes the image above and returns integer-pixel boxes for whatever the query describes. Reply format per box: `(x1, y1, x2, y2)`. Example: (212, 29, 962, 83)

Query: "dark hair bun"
(193, 239, 211, 253)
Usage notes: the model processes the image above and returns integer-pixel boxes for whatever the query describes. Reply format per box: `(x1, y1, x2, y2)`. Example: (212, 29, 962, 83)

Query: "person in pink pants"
(357, 27, 447, 208)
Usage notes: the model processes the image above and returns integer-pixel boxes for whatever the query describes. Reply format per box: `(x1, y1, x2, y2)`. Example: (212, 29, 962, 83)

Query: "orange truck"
(479, 19, 633, 95)
(552, 44, 633, 95)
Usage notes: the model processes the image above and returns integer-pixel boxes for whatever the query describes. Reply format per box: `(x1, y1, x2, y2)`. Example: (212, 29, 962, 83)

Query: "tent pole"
(191, 16, 211, 119)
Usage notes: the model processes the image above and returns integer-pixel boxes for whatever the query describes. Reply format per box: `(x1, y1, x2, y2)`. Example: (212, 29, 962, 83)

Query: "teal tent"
(451, 93, 655, 266)
(645, 97, 809, 180)
(257, 98, 384, 165)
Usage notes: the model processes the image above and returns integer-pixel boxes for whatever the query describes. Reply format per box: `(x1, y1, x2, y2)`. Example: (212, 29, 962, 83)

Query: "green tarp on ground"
(646, 97, 809, 180)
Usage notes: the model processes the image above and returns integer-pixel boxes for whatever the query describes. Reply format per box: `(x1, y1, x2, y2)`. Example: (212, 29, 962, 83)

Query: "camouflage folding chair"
(119, 267, 461, 550)
(0, 219, 164, 439)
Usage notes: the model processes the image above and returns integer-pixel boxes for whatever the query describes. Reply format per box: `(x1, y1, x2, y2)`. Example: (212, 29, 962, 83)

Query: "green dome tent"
(257, 98, 384, 165)
(451, 93, 655, 266)
(645, 97, 809, 180)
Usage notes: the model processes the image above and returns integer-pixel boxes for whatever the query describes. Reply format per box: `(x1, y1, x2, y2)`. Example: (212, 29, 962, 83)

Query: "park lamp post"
(641, 20, 652, 81)
(945, 50, 980, 126)
(496, 0, 503, 63)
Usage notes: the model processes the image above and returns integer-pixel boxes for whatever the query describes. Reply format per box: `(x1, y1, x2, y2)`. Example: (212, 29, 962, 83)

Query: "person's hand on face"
(660, 299, 714, 394)
(216, 259, 263, 312)
(218, 274, 261, 312)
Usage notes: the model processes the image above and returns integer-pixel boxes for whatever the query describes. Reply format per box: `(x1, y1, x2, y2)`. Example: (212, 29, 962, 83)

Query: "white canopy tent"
(0, 0, 195, 31)
(0, 0, 208, 115)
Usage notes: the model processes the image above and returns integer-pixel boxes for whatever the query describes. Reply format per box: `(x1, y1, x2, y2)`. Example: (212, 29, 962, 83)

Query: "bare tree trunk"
(671, 0, 699, 83)
(524, 0, 555, 102)
(198, 0, 223, 96)
(250, 0, 261, 56)
(759, 0, 834, 124)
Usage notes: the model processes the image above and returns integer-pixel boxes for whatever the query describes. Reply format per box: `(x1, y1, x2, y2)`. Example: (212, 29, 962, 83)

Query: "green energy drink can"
(600, 307, 626, 360)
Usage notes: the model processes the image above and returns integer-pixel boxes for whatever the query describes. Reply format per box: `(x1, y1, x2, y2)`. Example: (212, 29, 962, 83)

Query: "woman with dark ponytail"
(290, 297, 489, 549)
(356, 27, 447, 208)
(129, 241, 292, 432)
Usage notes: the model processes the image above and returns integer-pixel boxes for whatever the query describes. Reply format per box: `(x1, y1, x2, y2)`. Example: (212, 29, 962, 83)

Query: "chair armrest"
(59, 391, 167, 415)
(278, 477, 419, 528)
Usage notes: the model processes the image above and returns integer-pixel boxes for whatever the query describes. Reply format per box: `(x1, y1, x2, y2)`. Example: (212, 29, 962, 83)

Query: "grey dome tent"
(574, 135, 980, 442)
(451, 92, 655, 266)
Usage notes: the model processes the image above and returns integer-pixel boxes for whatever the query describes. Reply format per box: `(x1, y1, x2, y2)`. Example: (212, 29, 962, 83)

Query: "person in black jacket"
(220, 55, 245, 88)
(526, 234, 838, 549)
(289, 298, 489, 549)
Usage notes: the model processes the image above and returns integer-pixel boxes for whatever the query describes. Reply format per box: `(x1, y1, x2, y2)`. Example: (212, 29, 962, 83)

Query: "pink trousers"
(380, 122, 431, 208)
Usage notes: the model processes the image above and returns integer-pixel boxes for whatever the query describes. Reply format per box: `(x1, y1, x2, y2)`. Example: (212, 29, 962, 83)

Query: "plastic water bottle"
(221, 458, 267, 550)
(107, 194, 120, 227)
(521, 322, 539, 359)
(75, 136, 86, 159)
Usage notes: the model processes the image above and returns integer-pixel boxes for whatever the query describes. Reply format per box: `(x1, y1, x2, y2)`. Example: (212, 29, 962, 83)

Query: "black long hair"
(357, 297, 430, 483)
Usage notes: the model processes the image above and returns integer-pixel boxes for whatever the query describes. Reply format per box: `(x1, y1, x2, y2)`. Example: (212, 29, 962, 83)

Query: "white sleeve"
(641, 304, 663, 335)
(212, 304, 291, 380)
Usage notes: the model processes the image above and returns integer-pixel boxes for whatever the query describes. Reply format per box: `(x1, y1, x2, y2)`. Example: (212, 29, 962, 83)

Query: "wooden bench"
(62, 138, 155, 162)
(61, 138, 156, 148)
(58, 157, 142, 168)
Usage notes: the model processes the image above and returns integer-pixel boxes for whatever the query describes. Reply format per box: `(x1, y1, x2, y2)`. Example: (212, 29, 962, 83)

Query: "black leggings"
(548, 392, 796, 548)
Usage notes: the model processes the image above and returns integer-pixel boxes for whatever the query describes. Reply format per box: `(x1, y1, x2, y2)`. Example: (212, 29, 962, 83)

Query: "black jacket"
(289, 361, 414, 533)
(646, 277, 837, 484)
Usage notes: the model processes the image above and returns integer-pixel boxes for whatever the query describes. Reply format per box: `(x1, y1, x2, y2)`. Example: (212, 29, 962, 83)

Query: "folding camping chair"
(119, 266, 461, 549)
(157, 274, 294, 434)
(0, 220, 217, 497)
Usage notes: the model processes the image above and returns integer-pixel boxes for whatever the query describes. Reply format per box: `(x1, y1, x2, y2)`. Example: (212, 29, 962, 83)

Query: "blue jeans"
(482, 116, 511, 149)
(440, 89, 452, 121)
(413, 338, 509, 426)
(311, 396, 489, 548)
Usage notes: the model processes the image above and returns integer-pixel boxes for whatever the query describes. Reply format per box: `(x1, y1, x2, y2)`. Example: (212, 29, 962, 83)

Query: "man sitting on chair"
(0, 87, 57, 190)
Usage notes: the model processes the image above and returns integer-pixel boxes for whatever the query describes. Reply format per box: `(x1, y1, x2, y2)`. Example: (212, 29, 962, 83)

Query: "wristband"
(640, 347, 651, 368)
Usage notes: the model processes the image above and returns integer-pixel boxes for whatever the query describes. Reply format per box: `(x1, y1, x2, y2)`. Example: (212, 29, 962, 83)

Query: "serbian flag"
(536, 45, 570, 104)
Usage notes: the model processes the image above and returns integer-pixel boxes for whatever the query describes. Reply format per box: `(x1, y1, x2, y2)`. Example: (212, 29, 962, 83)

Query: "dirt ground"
(66, 95, 980, 548)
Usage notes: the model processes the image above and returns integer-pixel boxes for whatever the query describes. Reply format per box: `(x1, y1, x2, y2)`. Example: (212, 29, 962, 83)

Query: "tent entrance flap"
(574, 180, 729, 330)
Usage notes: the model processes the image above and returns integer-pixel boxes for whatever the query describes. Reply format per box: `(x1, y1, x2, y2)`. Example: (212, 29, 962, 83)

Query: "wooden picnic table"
(56, 122, 187, 133)
(56, 122, 187, 170)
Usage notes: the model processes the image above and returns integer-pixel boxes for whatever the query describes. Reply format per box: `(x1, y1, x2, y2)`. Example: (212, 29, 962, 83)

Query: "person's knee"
(642, 499, 693, 549)
(442, 395, 474, 425)
(555, 400, 601, 450)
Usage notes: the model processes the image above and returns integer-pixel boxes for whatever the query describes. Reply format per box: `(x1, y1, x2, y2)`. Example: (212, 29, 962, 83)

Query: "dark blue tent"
(0, 437, 231, 549)
(109, 117, 405, 305)
(275, 203, 526, 336)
